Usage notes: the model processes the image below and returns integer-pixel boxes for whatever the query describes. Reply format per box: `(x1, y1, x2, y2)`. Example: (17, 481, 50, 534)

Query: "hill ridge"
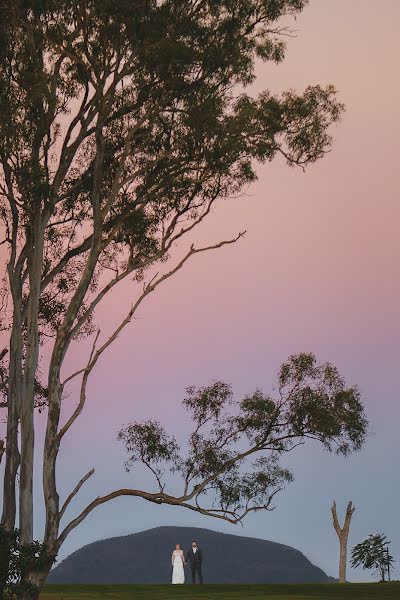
(48, 525, 332, 585)
(73, 525, 300, 553)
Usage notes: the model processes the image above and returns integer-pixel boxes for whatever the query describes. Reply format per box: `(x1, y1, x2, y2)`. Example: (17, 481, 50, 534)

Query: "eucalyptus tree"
(0, 0, 359, 597)
(117, 354, 367, 529)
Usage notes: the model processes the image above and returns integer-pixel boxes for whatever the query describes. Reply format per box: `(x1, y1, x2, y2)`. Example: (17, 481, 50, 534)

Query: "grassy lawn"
(41, 583, 400, 600)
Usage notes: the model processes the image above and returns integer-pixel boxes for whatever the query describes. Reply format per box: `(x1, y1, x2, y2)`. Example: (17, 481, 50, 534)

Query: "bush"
(0, 526, 55, 598)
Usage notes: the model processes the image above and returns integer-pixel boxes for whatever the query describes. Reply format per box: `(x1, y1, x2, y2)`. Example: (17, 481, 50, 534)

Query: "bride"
(171, 543, 186, 584)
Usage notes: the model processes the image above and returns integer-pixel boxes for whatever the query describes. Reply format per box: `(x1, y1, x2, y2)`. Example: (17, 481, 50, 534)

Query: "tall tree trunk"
(0, 328, 21, 594)
(331, 500, 355, 583)
(43, 122, 105, 553)
(20, 220, 45, 546)
(1, 359, 20, 530)
(1, 279, 23, 530)
(19, 566, 53, 600)
(1, 184, 24, 594)
(43, 381, 62, 550)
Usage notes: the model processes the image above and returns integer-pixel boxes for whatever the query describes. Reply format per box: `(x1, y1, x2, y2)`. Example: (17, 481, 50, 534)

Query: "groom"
(186, 540, 203, 584)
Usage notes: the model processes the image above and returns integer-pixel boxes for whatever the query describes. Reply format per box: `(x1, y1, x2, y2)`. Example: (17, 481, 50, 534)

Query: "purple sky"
(2, 0, 400, 583)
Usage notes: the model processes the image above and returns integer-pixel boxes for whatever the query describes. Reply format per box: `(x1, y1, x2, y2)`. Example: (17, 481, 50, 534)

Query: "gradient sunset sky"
(3, 0, 400, 583)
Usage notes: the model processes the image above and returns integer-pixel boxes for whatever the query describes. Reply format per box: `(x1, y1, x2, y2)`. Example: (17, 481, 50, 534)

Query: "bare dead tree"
(331, 500, 356, 583)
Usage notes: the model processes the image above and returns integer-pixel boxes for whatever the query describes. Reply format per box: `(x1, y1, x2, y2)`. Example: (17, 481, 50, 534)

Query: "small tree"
(331, 500, 355, 583)
(351, 534, 395, 582)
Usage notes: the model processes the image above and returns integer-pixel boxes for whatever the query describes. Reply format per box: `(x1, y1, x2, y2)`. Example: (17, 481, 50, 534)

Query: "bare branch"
(58, 331, 100, 435)
(331, 500, 341, 535)
(58, 232, 244, 442)
(59, 468, 95, 521)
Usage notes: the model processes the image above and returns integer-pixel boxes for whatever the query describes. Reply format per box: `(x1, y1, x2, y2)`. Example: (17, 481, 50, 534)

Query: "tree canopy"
(116, 353, 367, 525)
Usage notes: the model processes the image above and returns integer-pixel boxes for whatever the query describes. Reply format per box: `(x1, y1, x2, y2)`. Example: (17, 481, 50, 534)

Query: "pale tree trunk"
(331, 500, 355, 583)
(17, 218, 49, 600)
(20, 219, 46, 546)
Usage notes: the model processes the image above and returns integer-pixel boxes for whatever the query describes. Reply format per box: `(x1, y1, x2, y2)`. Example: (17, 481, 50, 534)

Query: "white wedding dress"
(172, 549, 185, 584)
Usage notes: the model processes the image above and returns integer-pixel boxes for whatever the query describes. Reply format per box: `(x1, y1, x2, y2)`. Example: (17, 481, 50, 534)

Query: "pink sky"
(1, 0, 399, 582)
(53, 0, 400, 581)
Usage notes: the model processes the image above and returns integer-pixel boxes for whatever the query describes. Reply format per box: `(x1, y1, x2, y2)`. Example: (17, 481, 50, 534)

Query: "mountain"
(48, 526, 333, 584)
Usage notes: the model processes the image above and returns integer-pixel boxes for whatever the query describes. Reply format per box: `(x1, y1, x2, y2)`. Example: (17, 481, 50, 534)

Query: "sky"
(2, 0, 400, 583)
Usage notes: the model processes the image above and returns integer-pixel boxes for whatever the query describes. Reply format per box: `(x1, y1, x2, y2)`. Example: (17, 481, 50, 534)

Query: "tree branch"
(58, 331, 100, 436)
(331, 500, 341, 535)
(58, 232, 245, 442)
(58, 479, 282, 548)
(59, 468, 95, 521)
(58, 488, 165, 546)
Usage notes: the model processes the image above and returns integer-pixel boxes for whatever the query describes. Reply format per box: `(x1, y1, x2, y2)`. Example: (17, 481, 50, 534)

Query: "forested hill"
(48, 526, 334, 584)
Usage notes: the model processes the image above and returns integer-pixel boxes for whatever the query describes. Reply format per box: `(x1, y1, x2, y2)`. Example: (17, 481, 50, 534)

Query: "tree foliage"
(351, 534, 395, 582)
(118, 353, 367, 523)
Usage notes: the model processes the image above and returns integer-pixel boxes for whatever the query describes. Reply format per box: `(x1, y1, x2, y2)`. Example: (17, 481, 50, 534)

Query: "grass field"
(40, 583, 400, 600)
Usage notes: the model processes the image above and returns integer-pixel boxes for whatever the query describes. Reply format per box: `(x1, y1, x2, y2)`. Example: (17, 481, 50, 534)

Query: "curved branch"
(58, 488, 164, 546)
(59, 480, 283, 548)
(59, 468, 95, 521)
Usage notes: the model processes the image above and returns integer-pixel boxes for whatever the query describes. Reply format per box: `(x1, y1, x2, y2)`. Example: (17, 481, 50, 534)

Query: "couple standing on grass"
(171, 540, 203, 584)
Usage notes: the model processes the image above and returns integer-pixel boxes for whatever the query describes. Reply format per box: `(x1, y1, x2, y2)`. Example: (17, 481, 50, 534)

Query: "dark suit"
(186, 547, 203, 584)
